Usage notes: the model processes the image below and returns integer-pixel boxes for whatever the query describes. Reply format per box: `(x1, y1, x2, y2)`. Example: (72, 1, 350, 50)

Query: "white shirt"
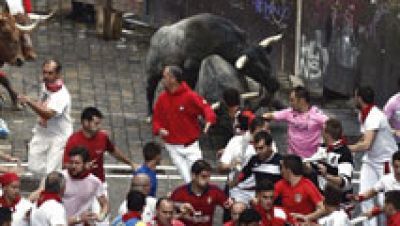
(62, 170, 105, 224)
(220, 133, 251, 173)
(33, 85, 73, 137)
(118, 196, 157, 223)
(361, 106, 397, 163)
(5, 0, 25, 15)
(30, 200, 67, 226)
(318, 209, 351, 226)
(12, 198, 33, 226)
(374, 173, 400, 192)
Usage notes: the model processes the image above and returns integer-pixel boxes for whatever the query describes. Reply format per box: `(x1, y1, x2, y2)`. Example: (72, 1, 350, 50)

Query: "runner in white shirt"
(352, 151, 400, 203)
(118, 173, 157, 223)
(18, 60, 73, 177)
(317, 185, 351, 226)
(0, 173, 32, 226)
(349, 86, 398, 226)
(30, 171, 67, 226)
(62, 147, 109, 225)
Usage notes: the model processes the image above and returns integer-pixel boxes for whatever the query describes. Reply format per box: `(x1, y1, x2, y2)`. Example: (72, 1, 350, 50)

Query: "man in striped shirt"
(228, 131, 282, 204)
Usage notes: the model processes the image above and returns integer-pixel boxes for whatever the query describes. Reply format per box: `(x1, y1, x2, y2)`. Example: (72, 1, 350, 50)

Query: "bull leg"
(146, 74, 162, 116)
(0, 74, 21, 110)
(22, 33, 36, 60)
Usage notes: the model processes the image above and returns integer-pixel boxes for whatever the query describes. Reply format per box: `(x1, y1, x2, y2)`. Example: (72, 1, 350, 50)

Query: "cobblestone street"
(0, 2, 365, 222)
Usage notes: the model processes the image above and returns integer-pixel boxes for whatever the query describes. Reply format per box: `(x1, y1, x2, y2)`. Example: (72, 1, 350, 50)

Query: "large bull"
(145, 13, 282, 116)
(0, 8, 52, 109)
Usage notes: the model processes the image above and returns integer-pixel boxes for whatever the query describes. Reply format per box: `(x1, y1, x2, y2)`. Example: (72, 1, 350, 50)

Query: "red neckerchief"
(327, 137, 347, 152)
(0, 195, 21, 212)
(68, 169, 90, 180)
(122, 211, 142, 222)
(45, 79, 63, 92)
(37, 191, 62, 207)
(360, 104, 374, 123)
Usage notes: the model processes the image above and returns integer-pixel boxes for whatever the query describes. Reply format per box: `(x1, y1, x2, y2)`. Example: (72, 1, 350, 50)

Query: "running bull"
(145, 13, 282, 116)
(0, 8, 53, 108)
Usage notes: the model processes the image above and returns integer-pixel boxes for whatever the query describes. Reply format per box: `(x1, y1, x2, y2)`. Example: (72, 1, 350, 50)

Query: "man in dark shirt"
(229, 131, 282, 204)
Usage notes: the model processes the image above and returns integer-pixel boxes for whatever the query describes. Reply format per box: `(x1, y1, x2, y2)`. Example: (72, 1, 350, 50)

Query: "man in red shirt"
(152, 65, 216, 182)
(384, 190, 400, 226)
(253, 179, 292, 225)
(170, 160, 232, 226)
(274, 154, 325, 223)
(63, 107, 137, 223)
(64, 107, 137, 182)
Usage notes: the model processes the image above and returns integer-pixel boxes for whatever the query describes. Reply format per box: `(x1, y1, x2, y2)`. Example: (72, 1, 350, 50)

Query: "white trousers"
(165, 141, 202, 183)
(360, 160, 385, 226)
(28, 132, 68, 177)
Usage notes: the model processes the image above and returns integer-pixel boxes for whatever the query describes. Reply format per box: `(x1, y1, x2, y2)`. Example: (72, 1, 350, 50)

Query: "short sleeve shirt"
(274, 177, 323, 215)
(361, 106, 397, 163)
(30, 200, 67, 226)
(373, 174, 400, 192)
(34, 85, 73, 137)
(64, 130, 116, 182)
(62, 170, 105, 220)
(273, 106, 328, 157)
(170, 184, 227, 226)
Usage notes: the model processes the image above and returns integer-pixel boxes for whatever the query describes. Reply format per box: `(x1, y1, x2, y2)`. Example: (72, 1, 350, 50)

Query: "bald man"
(118, 173, 157, 223)
(224, 202, 247, 226)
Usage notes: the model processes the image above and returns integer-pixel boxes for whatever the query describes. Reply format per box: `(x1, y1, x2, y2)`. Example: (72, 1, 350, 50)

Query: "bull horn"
(211, 102, 220, 110)
(235, 55, 248, 69)
(240, 92, 259, 99)
(258, 34, 283, 48)
(15, 20, 39, 32)
(28, 10, 55, 21)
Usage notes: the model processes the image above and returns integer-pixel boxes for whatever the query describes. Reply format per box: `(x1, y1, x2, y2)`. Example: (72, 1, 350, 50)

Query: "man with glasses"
(18, 59, 73, 177)
(228, 131, 282, 204)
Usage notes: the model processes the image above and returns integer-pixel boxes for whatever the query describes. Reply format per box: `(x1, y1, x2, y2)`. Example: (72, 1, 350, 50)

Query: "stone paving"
(0, 4, 367, 223)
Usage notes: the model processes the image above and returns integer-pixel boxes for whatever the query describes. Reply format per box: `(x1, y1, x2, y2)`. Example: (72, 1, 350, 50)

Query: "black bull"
(145, 13, 282, 116)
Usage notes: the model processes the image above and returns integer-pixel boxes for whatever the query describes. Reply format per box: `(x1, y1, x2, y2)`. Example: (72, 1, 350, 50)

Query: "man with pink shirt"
(263, 86, 328, 157)
(384, 79, 400, 147)
(62, 146, 109, 225)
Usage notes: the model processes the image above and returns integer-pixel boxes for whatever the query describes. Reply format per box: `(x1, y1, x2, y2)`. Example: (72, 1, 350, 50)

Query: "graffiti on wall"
(251, 0, 292, 28)
(300, 30, 329, 81)
(300, 0, 361, 93)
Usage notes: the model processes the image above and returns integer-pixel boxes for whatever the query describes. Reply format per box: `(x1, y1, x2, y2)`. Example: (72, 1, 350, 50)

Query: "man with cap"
(0, 173, 33, 226)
